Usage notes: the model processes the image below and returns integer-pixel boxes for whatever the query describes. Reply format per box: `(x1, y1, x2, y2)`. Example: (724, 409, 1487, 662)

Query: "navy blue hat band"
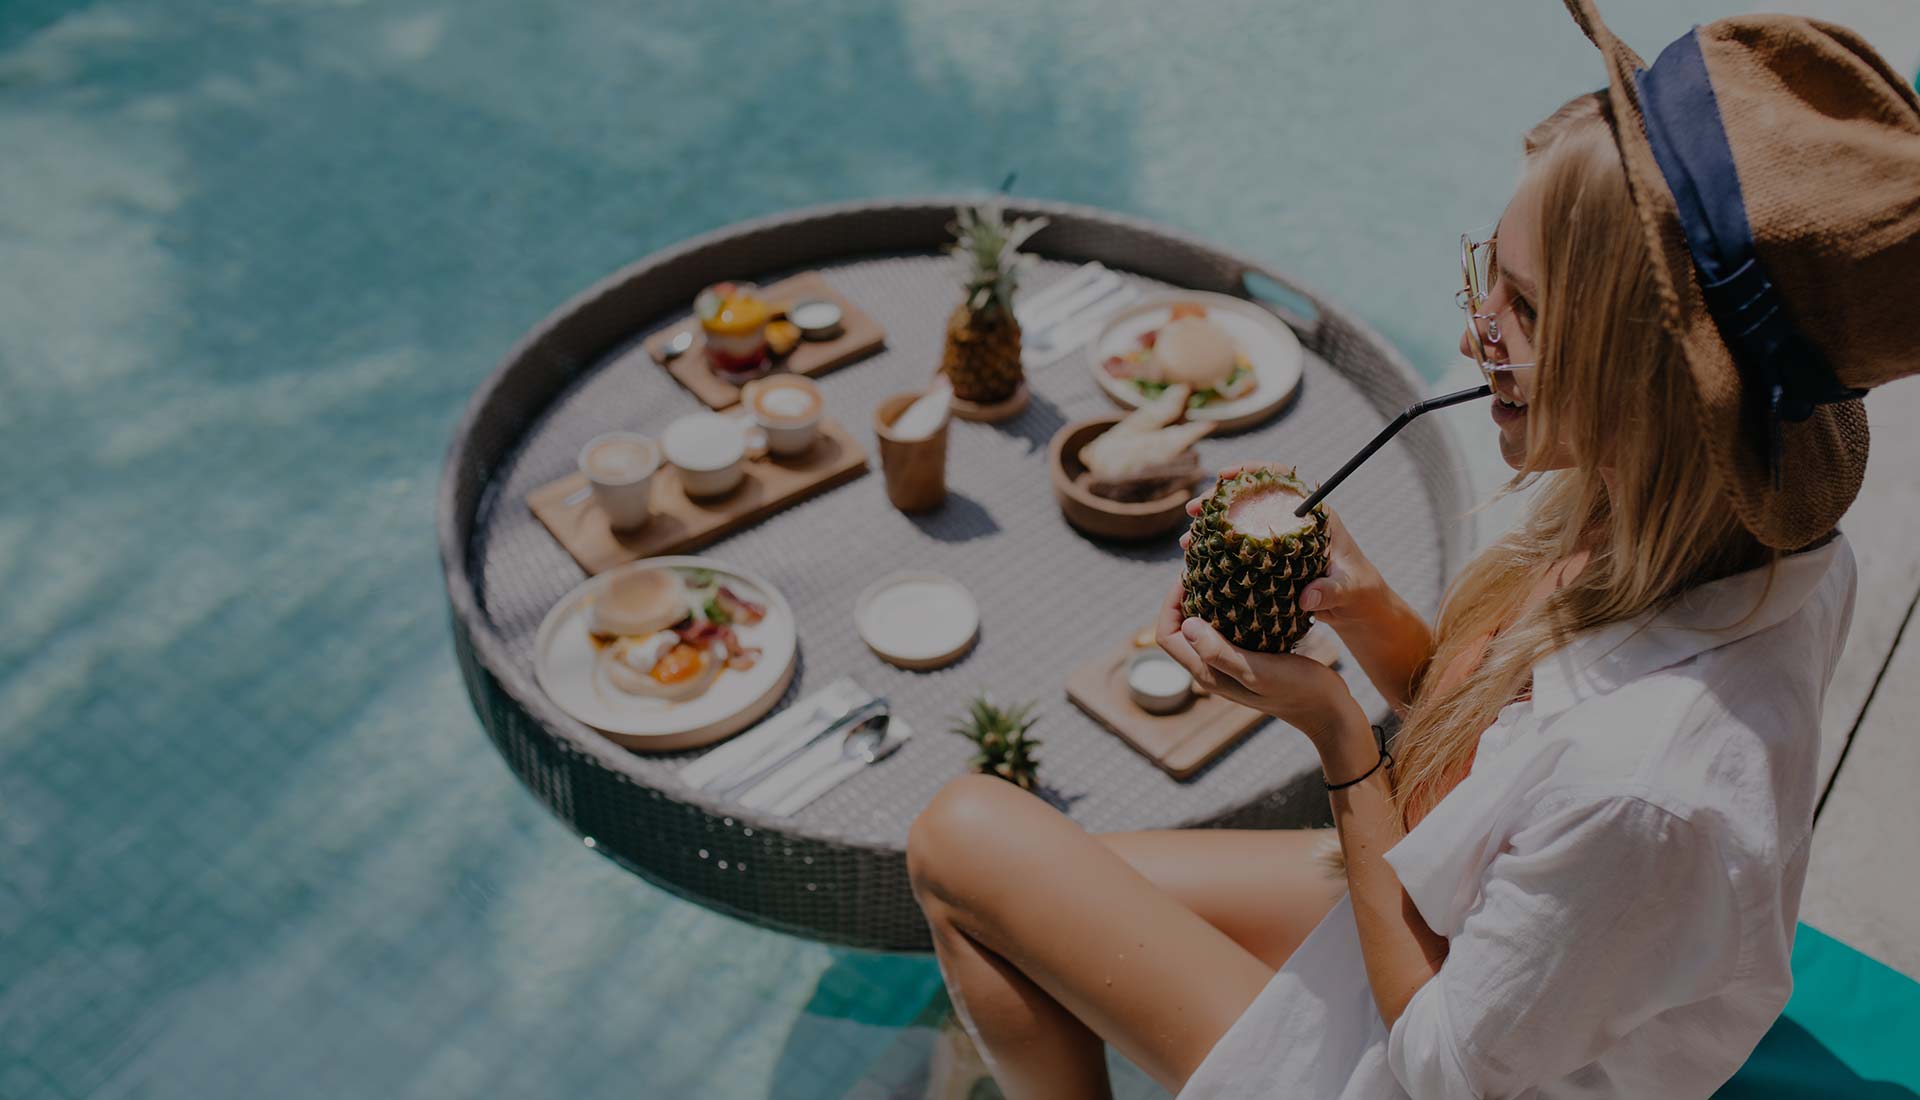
(1634, 29, 1865, 479)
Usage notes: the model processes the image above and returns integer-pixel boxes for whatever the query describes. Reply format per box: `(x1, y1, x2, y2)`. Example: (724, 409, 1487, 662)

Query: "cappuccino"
(583, 436, 659, 483)
(743, 376, 823, 457)
(751, 378, 821, 423)
(578, 432, 660, 530)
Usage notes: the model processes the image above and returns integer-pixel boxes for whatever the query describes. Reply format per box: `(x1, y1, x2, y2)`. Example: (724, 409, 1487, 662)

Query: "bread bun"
(592, 569, 688, 637)
(1155, 317, 1238, 389)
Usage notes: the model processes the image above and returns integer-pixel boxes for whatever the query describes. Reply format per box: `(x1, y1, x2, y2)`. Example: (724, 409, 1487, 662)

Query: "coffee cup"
(875, 390, 950, 513)
(578, 431, 660, 530)
(663, 413, 765, 498)
(742, 376, 823, 457)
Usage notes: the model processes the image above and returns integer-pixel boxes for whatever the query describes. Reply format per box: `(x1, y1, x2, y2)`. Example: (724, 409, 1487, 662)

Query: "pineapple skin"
(941, 301, 1025, 404)
(1180, 467, 1331, 653)
(939, 200, 1043, 406)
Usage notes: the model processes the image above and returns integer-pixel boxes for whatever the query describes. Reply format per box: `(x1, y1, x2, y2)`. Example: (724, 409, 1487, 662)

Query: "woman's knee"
(908, 773, 1049, 912)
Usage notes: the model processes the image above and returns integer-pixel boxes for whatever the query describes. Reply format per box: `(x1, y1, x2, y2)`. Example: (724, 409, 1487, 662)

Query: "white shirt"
(1178, 535, 1857, 1100)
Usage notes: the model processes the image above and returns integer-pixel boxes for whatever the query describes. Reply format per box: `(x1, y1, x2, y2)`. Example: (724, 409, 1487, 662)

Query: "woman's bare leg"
(907, 775, 1343, 1099)
(1097, 826, 1343, 970)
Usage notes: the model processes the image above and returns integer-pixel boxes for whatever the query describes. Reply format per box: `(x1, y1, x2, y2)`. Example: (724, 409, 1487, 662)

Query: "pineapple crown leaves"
(946, 200, 1048, 316)
(949, 695, 1039, 742)
(950, 695, 1043, 789)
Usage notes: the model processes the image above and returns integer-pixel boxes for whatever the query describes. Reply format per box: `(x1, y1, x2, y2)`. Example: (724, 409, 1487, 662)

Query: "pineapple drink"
(1181, 468, 1330, 653)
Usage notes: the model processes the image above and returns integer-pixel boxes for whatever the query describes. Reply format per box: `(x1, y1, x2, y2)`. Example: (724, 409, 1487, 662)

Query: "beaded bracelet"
(1323, 724, 1393, 791)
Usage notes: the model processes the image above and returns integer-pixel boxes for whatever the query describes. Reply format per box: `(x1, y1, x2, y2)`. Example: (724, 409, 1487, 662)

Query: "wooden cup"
(875, 391, 949, 513)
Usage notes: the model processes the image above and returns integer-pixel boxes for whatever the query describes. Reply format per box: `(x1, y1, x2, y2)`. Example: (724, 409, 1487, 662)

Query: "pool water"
(3, 2, 1907, 1097)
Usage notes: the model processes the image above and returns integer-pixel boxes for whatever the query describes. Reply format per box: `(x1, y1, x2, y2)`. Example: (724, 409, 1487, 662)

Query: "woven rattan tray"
(438, 198, 1473, 951)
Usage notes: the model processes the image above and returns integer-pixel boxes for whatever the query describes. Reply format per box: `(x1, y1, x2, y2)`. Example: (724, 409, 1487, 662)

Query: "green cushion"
(1720, 924, 1920, 1097)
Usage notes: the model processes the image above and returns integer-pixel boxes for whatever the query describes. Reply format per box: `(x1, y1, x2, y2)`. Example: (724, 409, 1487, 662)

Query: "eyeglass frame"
(1456, 224, 1536, 385)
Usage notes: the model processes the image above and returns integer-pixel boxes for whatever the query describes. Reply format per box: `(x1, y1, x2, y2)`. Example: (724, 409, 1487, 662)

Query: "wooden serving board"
(528, 417, 868, 575)
(1066, 644, 1269, 780)
(643, 272, 886, 410)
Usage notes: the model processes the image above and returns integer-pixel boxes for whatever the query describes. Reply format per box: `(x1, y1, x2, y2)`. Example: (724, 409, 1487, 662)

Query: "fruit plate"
(533, 556, 798, 751)
(1087, 291, 1305, 433)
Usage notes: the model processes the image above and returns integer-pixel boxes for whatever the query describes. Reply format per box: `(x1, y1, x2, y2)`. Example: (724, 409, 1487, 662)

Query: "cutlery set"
(679, 678, 908, 816)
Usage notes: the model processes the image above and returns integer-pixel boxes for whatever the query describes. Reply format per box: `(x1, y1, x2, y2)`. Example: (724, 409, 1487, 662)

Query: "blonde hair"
(1391, 94, 1772, 827)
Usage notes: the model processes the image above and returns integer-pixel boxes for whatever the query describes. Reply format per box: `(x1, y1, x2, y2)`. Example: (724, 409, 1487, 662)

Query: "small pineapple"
(940, 201, 1047, 405)
(952, 696, 1043, 791)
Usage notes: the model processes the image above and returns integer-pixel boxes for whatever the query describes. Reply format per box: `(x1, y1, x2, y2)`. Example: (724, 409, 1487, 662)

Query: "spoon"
(718, 700, 889, 800)
(657, 329, 694, 363)
(839, 710, 895, 765)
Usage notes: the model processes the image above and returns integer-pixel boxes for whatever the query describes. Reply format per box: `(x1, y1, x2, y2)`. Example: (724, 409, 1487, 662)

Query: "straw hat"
(1561, 0, 1920, 549)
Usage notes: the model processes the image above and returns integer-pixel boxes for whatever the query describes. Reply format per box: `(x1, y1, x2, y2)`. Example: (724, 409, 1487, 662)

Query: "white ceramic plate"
(854, 572, 979, 670)
(534, 556, 798, 750)
(1087, 291, 1305, 432)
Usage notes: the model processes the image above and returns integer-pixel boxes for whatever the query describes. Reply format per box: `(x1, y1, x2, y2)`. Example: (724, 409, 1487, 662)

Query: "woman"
(907, 3, 1920, 1098)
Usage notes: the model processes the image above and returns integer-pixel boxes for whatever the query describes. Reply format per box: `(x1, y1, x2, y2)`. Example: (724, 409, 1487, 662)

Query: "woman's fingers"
(1179, 618, 1255, 690)
(1157, 583, 1227, 694)
(1298, 576, 1344, 612)
(1298, 507, 1381, 617)
(1155, 580, 1195, 662)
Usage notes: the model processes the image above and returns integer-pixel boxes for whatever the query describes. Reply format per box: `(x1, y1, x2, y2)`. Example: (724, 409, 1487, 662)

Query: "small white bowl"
(1125, 650, 1193, 714)
(788, 298, 844, 340)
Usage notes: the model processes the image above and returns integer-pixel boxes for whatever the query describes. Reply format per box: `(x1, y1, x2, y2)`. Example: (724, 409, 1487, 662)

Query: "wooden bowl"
(1048, 417, 1198, 541)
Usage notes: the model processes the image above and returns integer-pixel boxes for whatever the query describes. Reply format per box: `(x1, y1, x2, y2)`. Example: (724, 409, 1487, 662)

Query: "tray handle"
(1239, 269, 1322, 343)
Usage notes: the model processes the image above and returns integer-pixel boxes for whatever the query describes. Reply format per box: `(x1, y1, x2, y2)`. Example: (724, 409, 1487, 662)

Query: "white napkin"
(891, 382, 952, 440)
(677, 678, 914, 816)
(1016, 262, 1141, 369)
(745, 712, 914, 817)
(1025, 284, 1138, 369)
(1017, 262, 1116, 328)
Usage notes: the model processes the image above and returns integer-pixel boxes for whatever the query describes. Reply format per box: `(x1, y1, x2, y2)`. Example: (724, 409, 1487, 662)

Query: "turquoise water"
(0, 2, 1821, 1097)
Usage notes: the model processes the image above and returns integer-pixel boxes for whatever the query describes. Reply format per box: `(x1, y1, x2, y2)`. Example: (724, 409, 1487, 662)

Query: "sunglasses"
(1456, 224, 1537, 388)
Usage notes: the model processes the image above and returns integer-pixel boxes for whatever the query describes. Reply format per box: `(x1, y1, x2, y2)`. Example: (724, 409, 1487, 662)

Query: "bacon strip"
(714, 585, 767, 625)
(673, 619, 762, 671)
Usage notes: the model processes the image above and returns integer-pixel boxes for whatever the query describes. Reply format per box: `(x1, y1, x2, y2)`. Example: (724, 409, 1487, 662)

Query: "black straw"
(1292, 384, 1493, 516)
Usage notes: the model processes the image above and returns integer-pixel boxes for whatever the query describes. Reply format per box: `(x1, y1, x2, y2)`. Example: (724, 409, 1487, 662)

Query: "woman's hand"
(1156, 580, 1370, 750)
(1183, 464, 1436, 714)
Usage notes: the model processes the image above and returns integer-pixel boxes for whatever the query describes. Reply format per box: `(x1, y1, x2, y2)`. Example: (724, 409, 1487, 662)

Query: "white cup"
(1125, 649, 1194, 714)
(742, 376, 824, 457)
(578, 431, 660, 530)
(663, 413, 764, 497)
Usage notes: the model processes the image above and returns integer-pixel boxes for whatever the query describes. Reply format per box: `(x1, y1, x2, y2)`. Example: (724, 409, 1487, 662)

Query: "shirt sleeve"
(1386, 793, 1741, 1099)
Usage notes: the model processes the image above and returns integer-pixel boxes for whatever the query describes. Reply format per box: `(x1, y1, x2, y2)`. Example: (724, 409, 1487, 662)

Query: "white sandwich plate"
(1087, 291, 1306, 433)
(534, 556, 798, 750)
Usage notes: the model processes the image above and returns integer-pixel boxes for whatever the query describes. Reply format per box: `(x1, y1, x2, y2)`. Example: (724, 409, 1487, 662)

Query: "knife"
(716, 697, 890, 801)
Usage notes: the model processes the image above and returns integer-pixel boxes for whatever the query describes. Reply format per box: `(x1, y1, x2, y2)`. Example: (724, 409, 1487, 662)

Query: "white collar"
(1528, 535, 1848, 718)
